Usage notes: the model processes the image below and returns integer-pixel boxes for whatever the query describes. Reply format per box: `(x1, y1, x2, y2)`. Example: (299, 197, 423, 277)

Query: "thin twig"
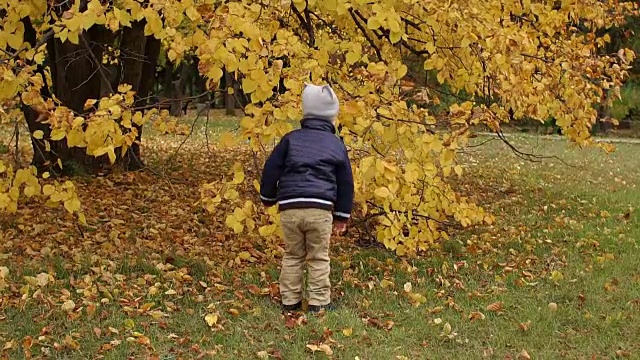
(364, 201, 452, 226)
(13, 119, 19, 168)
(465, 136, 497, 148)
(80, 34, 115, 95)
(494, 130, 578, 168)
(166, 101, 211, 164)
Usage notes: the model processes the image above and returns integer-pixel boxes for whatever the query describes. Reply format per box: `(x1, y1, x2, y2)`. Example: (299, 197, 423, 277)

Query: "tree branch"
(349, 9, 384, 63)
(291, 2, 315, 47)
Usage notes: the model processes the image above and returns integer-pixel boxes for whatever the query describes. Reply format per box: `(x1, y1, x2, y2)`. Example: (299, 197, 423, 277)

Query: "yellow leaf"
(367, 17, 382, 30)
(397, 64, 408, 79)
(186, 6, 200, 21)
(342, 328, 353, 337)
(204, 313, 218, 327)
(374, 187, 390, 198)
(403, 282, 412, 293)
(67, 31, 80, 45)
(389, 31, 402, 44)
(36, 273, 50, 287)
(107, 147, 117, 164)
(61, 300, 75, 312)
(220, 132, 237, 147)
(442, 322, 452, 335)
(550, 270, 564, 283)
(50, 129, 66, 141)
(78, 212, 87, 225)
(33, 130, 44, 139)
(42, 185, 55, 196)
(242, 78, 258, 93)
(380, 279, 394, 289)
(63, 198, 81, 214)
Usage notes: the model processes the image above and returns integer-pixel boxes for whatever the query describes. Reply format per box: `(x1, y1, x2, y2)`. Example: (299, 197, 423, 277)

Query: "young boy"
(259, 83, 354, 313)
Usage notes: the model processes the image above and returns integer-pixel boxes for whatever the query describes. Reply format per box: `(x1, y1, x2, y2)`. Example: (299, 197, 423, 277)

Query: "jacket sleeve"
(260, 136, 289, 206)
(334, 144, 354, 221)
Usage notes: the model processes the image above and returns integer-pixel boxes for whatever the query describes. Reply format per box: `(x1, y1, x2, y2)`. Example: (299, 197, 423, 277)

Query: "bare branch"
(80, 34, 115, 95)
(291, 2, 315, 47)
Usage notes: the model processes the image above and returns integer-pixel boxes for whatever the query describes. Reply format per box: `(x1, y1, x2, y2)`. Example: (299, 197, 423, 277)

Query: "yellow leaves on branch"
(25, 85, 185, 167)
(192, 0, 632, 255)
(0, 162, 85, 223)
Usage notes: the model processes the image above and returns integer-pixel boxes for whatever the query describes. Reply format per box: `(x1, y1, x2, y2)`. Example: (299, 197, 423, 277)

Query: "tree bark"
(170, 63, 190, 116)
(224, 69, 235, 116)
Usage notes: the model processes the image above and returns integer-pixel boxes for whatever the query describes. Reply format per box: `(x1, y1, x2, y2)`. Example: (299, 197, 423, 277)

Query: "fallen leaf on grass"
(517, 349, 531, 360)
(365, 317, 394, 331)
(61, 300, 75, 312)
(486, 301, 503, 312)
(285, 313, 307, 329)
(63, 335, 80, 350)
(550, 270, 564, 283)
(342, 328, 353, 337)
(306, 343, 333, 356)
(380, 279, 394, 289)
(518, 321, 531, 331)
(469, 311, 486, 321)
(247, 284, 261, 295)
(615, 350, 631, 358)
(440, 322, 458, 339)
(36, 273, 51, 287)
(22, 336, 33, 358)
(205, 313, 218, 327)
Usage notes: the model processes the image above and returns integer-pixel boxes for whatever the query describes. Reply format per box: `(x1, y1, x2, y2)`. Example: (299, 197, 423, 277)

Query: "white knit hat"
(302, 83, 339, 121)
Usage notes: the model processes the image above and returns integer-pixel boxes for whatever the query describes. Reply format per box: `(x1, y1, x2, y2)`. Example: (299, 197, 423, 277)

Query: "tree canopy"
(0, 0, 636, 254)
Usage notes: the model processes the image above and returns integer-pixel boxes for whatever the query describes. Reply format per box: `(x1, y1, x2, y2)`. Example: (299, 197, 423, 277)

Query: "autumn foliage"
(0, 0, 637, 254)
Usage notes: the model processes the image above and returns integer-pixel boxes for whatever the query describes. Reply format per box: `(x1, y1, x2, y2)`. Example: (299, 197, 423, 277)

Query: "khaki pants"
(279, 208, 333, 306)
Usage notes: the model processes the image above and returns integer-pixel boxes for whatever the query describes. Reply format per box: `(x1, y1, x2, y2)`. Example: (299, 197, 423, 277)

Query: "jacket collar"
(301, 118, 336, 133)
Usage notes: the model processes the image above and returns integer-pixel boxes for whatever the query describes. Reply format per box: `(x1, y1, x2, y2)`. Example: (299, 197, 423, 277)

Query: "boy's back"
(260, 93, 353, 221)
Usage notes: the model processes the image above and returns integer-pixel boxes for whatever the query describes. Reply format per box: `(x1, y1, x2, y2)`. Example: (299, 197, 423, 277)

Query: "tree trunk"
(169, 63, 191, 116)
(225, 69, 236, 116)
(20, 18, 160, 175)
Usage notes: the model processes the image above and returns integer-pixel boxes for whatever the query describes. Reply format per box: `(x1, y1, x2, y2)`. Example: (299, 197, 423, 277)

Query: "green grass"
(1, 134, 640, 359)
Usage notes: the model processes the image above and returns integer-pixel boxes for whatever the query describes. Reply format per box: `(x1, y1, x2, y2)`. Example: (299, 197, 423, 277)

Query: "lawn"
(1, 115, 639, 359)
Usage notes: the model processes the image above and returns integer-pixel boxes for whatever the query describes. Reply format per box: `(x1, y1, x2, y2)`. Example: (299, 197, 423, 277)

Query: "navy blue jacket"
(259, 118, 354, 221)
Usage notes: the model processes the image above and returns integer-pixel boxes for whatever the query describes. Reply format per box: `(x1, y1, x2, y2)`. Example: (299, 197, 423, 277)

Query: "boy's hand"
(333, 221, 348, 236)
